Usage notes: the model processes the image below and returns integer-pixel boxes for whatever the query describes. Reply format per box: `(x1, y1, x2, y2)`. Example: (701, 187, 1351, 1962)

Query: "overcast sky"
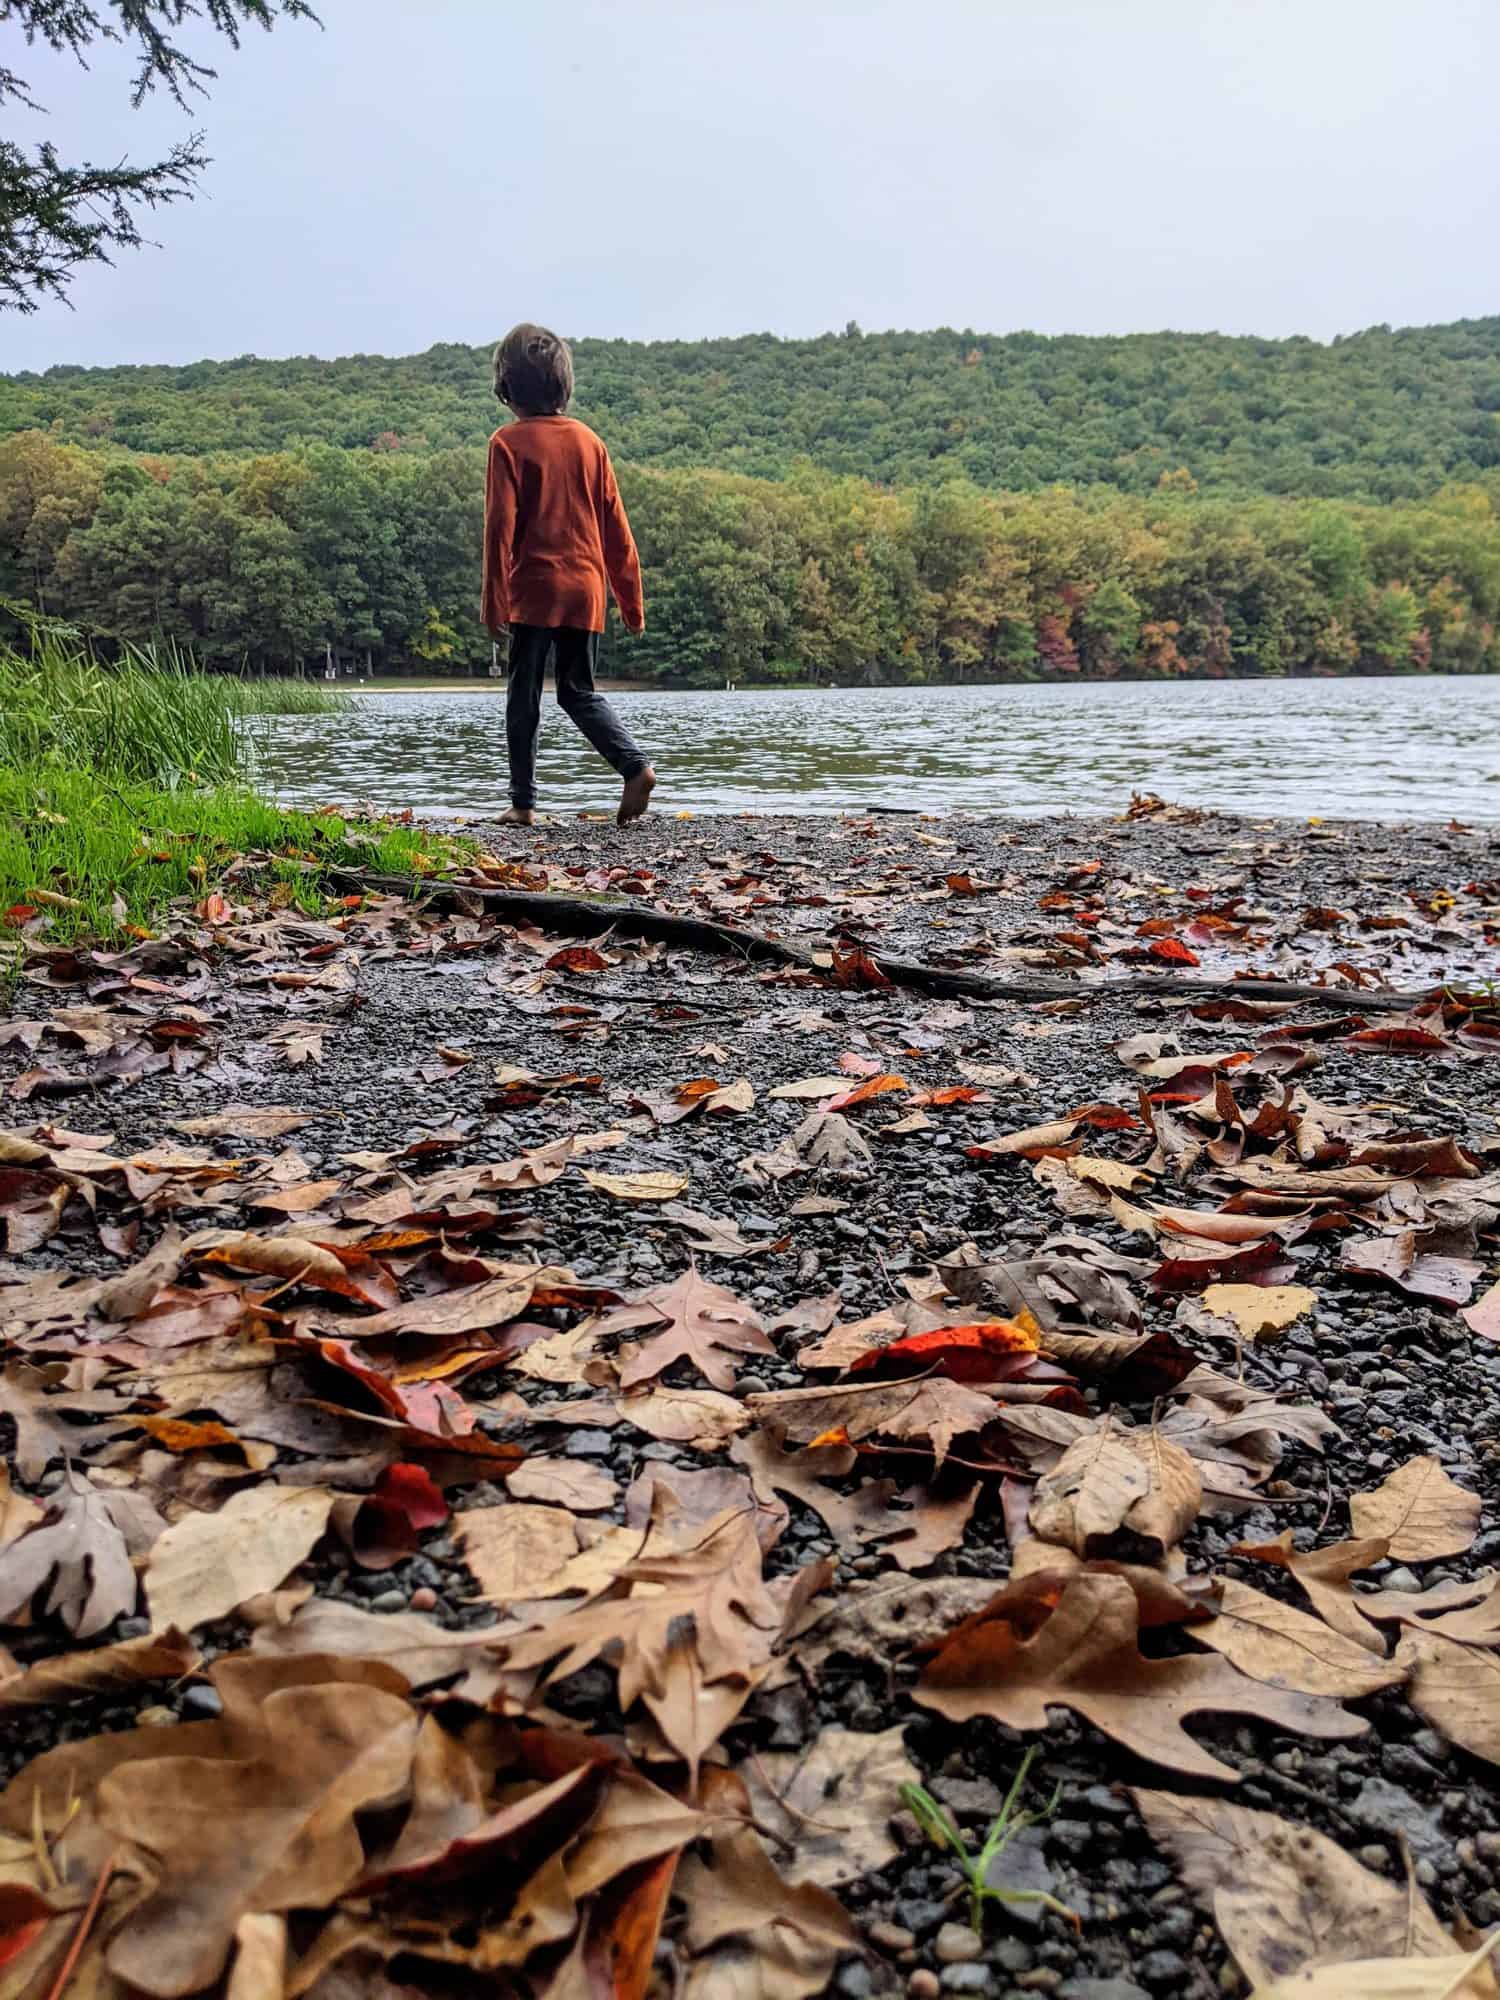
(4, 0, 1498, 372)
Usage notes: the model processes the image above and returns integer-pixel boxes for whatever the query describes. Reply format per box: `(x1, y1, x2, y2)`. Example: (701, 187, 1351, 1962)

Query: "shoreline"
(2, 808, 1497, 1997)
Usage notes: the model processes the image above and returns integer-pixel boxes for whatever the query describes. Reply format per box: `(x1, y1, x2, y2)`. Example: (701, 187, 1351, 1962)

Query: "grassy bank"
(0, 635, 471, 941)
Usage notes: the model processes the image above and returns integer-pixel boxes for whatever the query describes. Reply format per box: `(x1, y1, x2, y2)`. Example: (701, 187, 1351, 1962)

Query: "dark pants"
(504, 625, 648, 810)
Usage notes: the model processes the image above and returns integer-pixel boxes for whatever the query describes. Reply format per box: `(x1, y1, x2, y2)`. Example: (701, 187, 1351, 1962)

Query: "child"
(482, 323, 656, 826)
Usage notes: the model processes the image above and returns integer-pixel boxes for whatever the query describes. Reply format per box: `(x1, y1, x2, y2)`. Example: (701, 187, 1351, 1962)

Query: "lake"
(249, 675, 1500, 822)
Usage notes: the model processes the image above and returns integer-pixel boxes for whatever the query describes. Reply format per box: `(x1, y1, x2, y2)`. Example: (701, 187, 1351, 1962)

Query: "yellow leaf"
(1202, 1283, 1318, 1340)
(579, 1169, 689, 1203)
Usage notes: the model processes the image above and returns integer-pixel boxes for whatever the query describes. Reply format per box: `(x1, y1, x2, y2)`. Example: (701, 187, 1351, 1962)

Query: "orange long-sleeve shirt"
(481, 415, 644, 635)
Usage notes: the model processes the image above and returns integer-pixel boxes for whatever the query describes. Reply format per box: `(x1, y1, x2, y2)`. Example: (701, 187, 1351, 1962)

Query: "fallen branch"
(331, 870, 1442, 1014)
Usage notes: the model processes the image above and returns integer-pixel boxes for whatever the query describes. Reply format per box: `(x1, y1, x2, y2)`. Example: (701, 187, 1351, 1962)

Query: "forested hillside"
(6, 318, 1500, 498)
(5, 428, 1498, 685)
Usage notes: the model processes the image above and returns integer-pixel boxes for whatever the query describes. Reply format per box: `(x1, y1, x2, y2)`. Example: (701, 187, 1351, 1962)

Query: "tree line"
(3, 429, 1499, 685)
(5, 318, 1500, 500)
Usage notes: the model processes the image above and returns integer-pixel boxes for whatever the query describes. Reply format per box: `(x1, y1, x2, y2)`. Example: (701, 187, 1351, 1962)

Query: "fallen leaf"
(457, 1503, 589, 1602)
(172, 1107, 317, 1140)
(1396, 1629, 1500, 1765)
(1201, 1283, 1318, 1340)
(580, 1169, 689, 1203)
(608, 1267, 776, 1393)
(748, 1376, 1000, 1471)
(0, 1468, 141, 1637)
(1029, 1426, 1202, 1563)
(736, 1726, 919, 1888)
(146, 1484, 339, 1632)
(506, 1458, 619, 1511)
(1194, 1580, 1407, 1698)
(1135, 1790, 1472, 1990)
(915, 1571, 1367, 1781)
(1232, 1533, 1394, 1653)
(0, 1626, 197, 1712)
(1349, 1456, 1481, 1561)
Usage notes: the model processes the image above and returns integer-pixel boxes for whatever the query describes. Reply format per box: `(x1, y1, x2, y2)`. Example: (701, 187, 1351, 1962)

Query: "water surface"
(250, 676, 1500, 821)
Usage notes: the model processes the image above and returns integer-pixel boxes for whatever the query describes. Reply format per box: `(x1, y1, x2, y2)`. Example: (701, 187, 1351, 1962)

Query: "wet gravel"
(3, 806, 1499, 1998)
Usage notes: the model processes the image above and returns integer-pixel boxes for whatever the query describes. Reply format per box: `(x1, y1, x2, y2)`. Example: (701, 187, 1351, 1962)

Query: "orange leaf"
(825, 1072, 908, 1111)
(828, 944, 890, 989)
(849, 1312, 1043, 1383)
(1149, 937, 1200, 966)
(807, 1424, 854, 1449)
(133, 1415, 239, 1453)
(547, 946, 610, 973)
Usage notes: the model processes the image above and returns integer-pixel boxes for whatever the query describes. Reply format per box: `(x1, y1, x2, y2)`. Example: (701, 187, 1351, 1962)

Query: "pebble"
(932, 1776, 1007, 1817)
(1015, 1974, 1062, 1993)
(564, 1430, 614, 1458)
(136, 1705, 176, 1727)
(836, 1963, 875, 1998)
(182, 1685, 223, 1718)
(939, 1970, 992, 1995)
(935, 1924, 982, 1964)
(868, 1923, 917, 1953)
(409, 1586, 438, 1612)
(992, 1939, 1034, 1975)
(908, 1976, 941, 2000)
(1136, 1952, 1188, 1992)
(370, 1588, 408, 1613)
(1058, 1984, 1149, 2000)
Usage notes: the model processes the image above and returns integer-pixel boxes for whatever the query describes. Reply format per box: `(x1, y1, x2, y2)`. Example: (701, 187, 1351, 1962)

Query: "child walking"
(482, 323, 656, 826)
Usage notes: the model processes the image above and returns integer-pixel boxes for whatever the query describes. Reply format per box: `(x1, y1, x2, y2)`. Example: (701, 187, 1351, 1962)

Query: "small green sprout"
(900, 1747, 1080, 1935)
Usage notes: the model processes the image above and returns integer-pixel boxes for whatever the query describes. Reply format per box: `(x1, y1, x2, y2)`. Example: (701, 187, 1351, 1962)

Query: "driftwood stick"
(330, 869, 1441, 1014)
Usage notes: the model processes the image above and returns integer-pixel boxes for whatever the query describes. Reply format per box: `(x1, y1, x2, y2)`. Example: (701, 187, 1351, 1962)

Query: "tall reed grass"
(0, 624, 346, 789)
(0, 620, 458, 941)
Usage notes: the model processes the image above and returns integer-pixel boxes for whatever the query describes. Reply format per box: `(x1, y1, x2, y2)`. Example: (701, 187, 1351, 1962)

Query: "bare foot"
(618, 766, 657, 825)
(500, 806, 536, 827)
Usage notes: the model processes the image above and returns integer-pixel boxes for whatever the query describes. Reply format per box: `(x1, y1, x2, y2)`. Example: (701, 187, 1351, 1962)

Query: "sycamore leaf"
(747, 1375, 1000, 1471)
(1134, 1791, 1472, 1989)
(915, 1571, 1367, 1782)
(607, 1268, 776, 1393)
(1349, 1456, 1481, 1561)
(0, 1468, 141, 1638)
(146, 1484, 339, 1633)
(1253, 1942, 1499, 1998)
(1029, 1426, 1202, 1563)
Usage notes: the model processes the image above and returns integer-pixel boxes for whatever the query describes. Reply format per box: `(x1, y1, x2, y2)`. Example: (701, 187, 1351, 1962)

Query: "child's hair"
(493, 323, 574, 415)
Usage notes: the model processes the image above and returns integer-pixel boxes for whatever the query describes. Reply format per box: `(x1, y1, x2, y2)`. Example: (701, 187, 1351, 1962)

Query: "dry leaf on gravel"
(456, 1503, 625, 1604)
(505, 1457, 619, 1511)
(1461, 1278, 1500, 1344)
(915, 1571, 1367, 1781)
(0, 1467, 141, 1637)
(579, 1168, 689, 1202)
(747, 1375, 999, 1470)
(145, 1483, 339, 1633)
(736, 1726, 919, 1888)
(1134, 1791, 1476, 1989)
(1028, 1425, 1202, 1563)
(1395, 1629, 1500, 1765)
(1194, 1579, 1407, 1698)
(612, 1384, 751, 1449)
(1252, 1940, 1500, 1999)
(677, 1814, 860, 2000)
(1200, 1283, 1318, 1340)
(607, 1267, 776, 1392)
(1232, 1533, 1394, 1653)
(98, 1660, 419, 1997)
(247, 1597, 508, 1690)
(0, 1625, 196, 1711)
(1349, 1456, 1481, 1561)
(171, 1107, 317, 1140)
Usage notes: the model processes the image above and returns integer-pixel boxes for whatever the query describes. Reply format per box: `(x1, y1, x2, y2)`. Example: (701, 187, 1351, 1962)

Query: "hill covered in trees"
(5, 317, 1500, 499)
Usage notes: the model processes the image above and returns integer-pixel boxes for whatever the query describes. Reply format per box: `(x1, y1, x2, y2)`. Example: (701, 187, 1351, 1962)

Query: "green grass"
(0, 768, 469, 940)
(0, 624, 464, 942)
